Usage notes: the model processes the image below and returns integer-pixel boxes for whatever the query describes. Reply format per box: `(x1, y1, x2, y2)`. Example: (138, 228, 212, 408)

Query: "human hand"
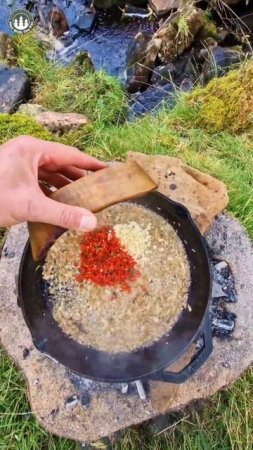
(0, 136, 107, 229)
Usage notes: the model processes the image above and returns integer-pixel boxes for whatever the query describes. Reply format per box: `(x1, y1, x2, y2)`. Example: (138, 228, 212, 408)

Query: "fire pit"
(0, 210, 253, 444)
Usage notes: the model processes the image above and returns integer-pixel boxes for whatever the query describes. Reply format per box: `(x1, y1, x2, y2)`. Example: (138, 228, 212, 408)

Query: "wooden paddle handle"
(28, 161, 157, 261)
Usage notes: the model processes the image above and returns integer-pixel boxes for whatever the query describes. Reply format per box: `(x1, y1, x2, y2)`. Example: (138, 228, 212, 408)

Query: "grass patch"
(14, 33, 127, 125)
(0, 346, 252, 449)
(0, 349, 78, 450)
(115, 368, 253, 450)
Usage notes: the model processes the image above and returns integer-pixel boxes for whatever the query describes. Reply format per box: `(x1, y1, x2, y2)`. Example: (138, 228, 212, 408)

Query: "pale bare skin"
(0, 136, 107, 229)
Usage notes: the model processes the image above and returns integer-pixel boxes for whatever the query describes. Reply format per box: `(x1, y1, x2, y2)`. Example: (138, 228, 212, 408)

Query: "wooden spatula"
(28, 161, 157, 261)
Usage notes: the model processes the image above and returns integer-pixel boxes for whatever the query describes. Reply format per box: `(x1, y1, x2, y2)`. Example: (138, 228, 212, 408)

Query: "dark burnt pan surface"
(18, 192, 212, 382)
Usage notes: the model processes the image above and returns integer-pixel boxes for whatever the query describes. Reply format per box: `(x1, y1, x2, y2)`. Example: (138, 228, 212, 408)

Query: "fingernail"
(79, 215, 97, 231)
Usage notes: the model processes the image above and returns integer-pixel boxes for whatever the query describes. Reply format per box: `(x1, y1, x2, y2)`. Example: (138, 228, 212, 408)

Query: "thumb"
(35, 196, 97, 231)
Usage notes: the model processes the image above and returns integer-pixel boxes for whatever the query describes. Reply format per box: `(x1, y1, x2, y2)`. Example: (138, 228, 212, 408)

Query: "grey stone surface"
(0, 214, 253, 443)
(0, 67, 31, 113)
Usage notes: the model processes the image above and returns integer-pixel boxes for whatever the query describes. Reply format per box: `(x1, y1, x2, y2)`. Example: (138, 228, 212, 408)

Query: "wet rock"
(179, 77, 193, 92)
(75, 8, 97, 33)
(48, 7, 69, 38)
(149, 0, 180, 16)
(0, 5, 13, 35)
(0, 32, 16, 64)
(182, 55, 199, 82)
(93, 0, 116, 8)
(126, 31, 162, 93)
(151, 63, 176, 85)
(157, 7, 205, 64)
(129, 83, 175, 117)
(0, 67, 31, 113)
(38, 2, 55, 30)
(201, 46, 243, 83)
(0, 62, 8, 71)
(170, 55, 190, 83)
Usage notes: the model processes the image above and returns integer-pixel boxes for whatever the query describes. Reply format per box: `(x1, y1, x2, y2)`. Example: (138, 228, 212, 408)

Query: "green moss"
(196, 17, 218, 41)
(187, 63, 253, 132)
(0, 114, 54, 144)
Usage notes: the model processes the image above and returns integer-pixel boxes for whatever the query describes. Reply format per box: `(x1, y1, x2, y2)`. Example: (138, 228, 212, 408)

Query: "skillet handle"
(148, 316, 213, 384)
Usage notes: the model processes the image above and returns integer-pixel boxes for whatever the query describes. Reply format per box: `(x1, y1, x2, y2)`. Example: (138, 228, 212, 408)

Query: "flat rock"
(149, 0, 180, 16)
(0, 214, 253, 443)
(129, 83, 175, 118)
(18, 105, 89, 133)
(35, 111, 89, 133)
(0, 67, 31, 113)
(126, 152, 228, 234)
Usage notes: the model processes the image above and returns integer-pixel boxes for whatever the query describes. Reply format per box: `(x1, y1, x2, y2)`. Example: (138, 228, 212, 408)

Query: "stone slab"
(0, 214, 253, 443)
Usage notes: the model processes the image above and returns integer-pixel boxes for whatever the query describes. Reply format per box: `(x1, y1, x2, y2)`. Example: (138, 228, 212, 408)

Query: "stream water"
(1, 1, 253, 117)
(1, 0, 176, 116)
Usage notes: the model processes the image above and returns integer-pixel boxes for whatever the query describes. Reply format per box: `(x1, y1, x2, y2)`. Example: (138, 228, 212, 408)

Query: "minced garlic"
(113, 221, 151, 264)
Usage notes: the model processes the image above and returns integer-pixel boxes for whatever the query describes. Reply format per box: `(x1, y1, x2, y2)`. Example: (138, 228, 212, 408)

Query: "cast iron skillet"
(18, 192, 213, 384)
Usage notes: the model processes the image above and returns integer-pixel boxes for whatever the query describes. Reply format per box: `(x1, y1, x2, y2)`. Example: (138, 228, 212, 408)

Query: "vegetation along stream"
(1, 0, 253, 118)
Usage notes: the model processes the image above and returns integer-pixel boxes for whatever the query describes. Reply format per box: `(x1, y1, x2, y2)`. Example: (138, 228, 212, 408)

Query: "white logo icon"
(9, 9, 34, 34)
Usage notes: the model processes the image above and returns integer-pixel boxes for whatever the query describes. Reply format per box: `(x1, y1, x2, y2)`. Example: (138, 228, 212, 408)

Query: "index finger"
(24, 136, 107, 171)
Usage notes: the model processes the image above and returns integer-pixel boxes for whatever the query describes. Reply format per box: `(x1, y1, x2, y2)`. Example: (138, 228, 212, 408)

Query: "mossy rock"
(0, 113, 95, 152)
(0, 114, 54, 144)
(187, 62, 253, 133)
(195, 18, 218, 42)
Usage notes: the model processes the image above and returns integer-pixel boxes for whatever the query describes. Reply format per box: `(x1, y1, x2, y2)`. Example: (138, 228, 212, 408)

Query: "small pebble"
(65, 395, 79, 408)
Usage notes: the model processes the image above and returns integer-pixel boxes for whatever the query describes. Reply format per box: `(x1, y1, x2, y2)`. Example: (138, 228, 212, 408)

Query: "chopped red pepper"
(76, 226, 140, 292)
